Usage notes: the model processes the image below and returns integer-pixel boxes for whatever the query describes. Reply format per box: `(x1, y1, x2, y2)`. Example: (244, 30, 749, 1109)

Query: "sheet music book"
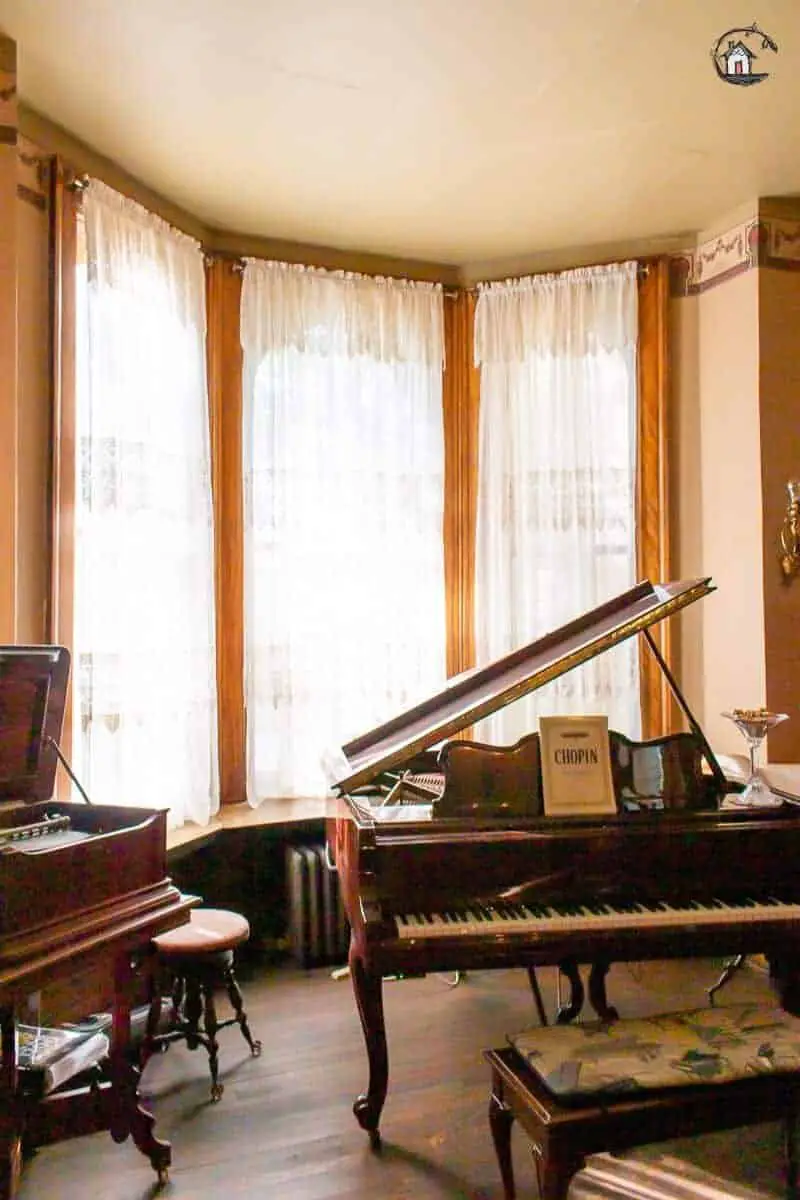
(568, 1152, 772, 1198)
(14, 1023, 110, 1097)
(539, 715, 616, 817)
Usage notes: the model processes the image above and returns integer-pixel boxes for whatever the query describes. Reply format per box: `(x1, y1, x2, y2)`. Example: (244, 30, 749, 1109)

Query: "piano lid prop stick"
(44, 735, 93, 804)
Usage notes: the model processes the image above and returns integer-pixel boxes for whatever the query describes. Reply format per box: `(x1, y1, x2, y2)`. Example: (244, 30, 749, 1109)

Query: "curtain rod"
(445, 261, 651, 298)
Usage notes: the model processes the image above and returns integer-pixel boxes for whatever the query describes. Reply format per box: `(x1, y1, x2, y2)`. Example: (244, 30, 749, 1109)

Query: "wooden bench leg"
(786, 1104, 799, 1200)
(536, 1147, 584, 1200)
(488, 1087, 516, 1200)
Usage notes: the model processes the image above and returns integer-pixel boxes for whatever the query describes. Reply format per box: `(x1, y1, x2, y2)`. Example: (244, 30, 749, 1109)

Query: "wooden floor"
(17, 957, 788, 1199)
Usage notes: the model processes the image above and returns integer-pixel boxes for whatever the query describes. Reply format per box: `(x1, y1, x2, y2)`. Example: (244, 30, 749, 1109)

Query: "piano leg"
(587, 960, 619, 1022)
(555, 960, 584, 1024)
(0, 1006, 22, 1200)
(107, 949, 171, 1183)
(349, 947, 388, 1148)
(526, 968, 548, 1026)
(769, 955, 800, 1017)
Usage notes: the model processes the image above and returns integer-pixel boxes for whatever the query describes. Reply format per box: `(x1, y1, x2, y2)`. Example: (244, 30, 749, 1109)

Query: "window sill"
(166, 796, 329, 858)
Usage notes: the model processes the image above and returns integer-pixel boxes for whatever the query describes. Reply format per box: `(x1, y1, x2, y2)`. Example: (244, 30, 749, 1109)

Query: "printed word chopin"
(554, 746, 600, 766)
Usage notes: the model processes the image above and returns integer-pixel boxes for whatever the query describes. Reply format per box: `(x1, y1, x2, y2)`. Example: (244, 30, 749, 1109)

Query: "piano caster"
(210, 1082, 224, 1102)
(157, 1166, 169, 1186)
(556, 960, 585, 1024)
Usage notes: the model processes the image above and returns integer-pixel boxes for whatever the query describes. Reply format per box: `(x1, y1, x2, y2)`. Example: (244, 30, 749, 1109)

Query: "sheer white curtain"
(73, 180, 219, 828)
(241, 261, 446, 803)
(474, 262, 639, 743)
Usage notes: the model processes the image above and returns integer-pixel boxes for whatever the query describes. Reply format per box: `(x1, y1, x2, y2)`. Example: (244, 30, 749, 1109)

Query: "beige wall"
(671, 205, 800, 763)
(695, 267, 764, 754)
(670, 292, 702, 713)
(759, 266, 800, 761)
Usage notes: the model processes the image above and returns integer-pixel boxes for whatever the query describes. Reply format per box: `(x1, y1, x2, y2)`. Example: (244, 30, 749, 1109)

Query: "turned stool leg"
(182, 971, 204, 1051)
(199, 974, 223, 1102)
(170, 971, 185, 1026)
(223, 963, 262, 1057)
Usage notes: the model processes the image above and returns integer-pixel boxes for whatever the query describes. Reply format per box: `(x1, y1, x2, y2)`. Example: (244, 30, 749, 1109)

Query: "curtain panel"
(241, 261, 447, 803)
(473, 262, 640, 743)
(73, 180, 219, 828)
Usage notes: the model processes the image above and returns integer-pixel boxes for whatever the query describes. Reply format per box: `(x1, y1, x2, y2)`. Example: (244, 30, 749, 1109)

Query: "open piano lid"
(0, 645, 70, 802)
(332, 578, 715, 794)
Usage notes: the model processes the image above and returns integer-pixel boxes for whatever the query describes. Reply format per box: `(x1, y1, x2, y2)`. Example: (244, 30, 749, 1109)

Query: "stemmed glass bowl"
(721, 708, 789, 807)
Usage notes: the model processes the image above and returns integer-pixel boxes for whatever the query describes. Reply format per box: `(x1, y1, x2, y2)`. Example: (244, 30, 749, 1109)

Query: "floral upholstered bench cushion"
(508, 1003, 800, 1103)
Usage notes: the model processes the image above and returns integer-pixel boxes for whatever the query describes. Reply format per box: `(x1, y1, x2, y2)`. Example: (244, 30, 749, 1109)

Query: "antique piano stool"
(485, 1003, 800, 1200)
(144, 908, 262, 1101)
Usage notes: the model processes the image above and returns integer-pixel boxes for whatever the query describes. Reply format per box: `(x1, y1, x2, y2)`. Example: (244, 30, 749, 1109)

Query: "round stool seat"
(154, 908, 250, 957)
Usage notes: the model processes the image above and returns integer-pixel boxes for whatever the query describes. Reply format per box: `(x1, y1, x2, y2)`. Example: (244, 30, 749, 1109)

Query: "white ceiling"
(2, 0, 799, 266)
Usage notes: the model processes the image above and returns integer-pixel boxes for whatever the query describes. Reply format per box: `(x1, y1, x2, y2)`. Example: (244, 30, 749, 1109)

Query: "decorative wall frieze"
(670, 214, 800, 297)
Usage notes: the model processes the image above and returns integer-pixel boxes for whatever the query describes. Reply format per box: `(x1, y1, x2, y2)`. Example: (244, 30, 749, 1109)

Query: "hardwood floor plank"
(17, 959, 786, 1198)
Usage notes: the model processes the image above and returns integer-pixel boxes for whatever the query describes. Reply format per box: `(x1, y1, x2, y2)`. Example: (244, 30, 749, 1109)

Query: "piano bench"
(143, 908, 262, 1101)
(485, 1003, 800, 1200)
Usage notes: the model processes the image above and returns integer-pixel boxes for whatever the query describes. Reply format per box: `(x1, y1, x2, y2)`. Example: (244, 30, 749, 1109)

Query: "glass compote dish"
(721, 708, 789, 807)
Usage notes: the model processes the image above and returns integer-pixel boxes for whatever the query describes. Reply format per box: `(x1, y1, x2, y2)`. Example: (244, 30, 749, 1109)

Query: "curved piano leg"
(768, 955, 800, 1016)
(349, 947, 388, 1149)
(0, 1006, 22, 1200)
(109, 950, 172, 1184)
(587, 959, 619, 1022)
(555, 960, 584, 1024)
(526, 967, 548, 1026)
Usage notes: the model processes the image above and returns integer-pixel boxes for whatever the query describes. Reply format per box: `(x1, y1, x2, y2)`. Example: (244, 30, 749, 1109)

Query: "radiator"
(285, 843, 349, 968)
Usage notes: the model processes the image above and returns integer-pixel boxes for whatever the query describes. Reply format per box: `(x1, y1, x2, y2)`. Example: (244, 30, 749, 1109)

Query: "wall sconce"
(779, 481, 800, 579)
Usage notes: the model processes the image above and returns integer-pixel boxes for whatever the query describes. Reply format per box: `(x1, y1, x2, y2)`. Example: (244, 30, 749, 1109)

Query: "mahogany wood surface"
(0, 889, 198, 1199)
(0, 646, 201, 1197)
(333, 788, 800, 1143)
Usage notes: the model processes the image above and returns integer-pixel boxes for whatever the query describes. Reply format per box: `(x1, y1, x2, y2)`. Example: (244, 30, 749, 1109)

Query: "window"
(241, 262, 447, 800)
(474, 263, 640, 742)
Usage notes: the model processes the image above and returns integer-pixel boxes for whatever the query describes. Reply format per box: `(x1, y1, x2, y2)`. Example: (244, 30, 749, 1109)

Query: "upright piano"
(0, 645, 197, 1196)
(328, 579, 800, 1146)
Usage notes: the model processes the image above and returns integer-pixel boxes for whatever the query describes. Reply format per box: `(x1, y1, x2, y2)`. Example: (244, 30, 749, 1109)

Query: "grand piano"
(328, 579, 800, 1146)
(0, 645, 197, 1197)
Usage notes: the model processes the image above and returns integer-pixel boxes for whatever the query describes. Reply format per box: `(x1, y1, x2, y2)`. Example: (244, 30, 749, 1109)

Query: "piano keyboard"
(395, 896, 800, 939)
